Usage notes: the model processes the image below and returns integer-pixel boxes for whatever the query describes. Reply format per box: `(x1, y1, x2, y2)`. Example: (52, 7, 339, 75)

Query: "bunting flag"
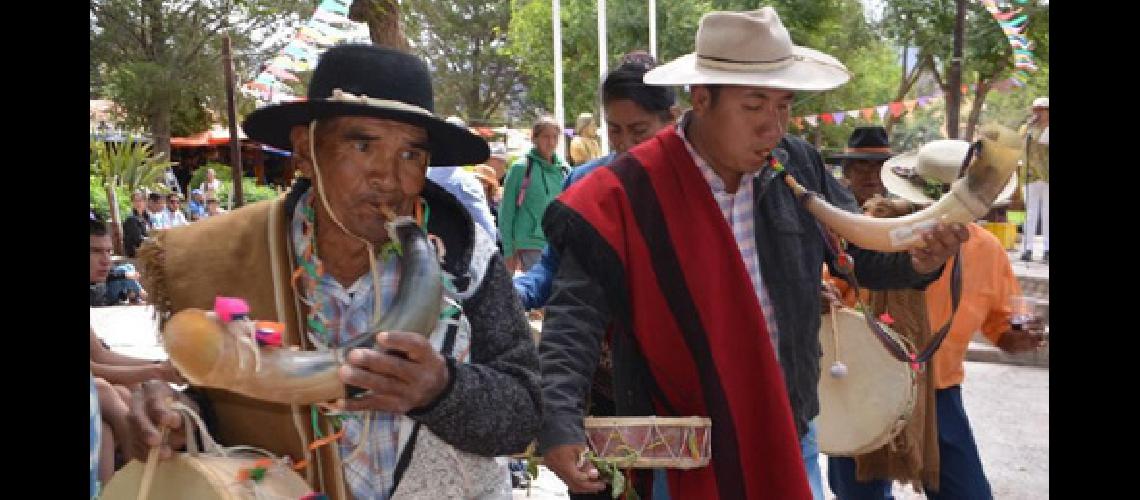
(821, 113, 835, 125)
(888, 102, 905, 118)
(243, 0, 367, 104)
(804, 115, 819, 127)
(861, 108, 876, 121)
(980, 0, 1039, 86)
(875, 105, 889, 121)
(846, 109, 861, 122)
(916, 96, 931, 107)
(832, 111, 846, 124)
(903, 100, 917, 112)
(793, 117, 804, 129)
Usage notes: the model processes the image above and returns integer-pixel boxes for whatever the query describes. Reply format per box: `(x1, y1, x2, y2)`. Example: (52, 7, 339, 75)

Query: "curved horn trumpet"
(163, 216, 443, 405)
(791, 133, 1020, 252)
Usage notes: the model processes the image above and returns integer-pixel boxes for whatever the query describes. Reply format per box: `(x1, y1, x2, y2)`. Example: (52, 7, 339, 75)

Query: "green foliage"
(403, 0, 520, 121)
(91, 0, 311, 153)
(216, 178, 282, 206)
(506, 0, 709, 124)
(90, 175, 134, 222)
(189, 162, 233, 192)
(90, 138, 174, 195)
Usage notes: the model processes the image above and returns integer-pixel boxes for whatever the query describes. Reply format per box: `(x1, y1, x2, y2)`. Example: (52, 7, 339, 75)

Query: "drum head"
(817, 308, 916, 456)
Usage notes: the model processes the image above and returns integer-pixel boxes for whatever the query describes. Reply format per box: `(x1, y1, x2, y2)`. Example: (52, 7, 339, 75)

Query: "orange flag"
(903, 100, 917, 112)
(861, 108, 875, 121)
(889, 102, 905, 118)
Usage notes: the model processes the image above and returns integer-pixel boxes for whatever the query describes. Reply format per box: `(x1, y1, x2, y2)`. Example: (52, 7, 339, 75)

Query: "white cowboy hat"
(1031, 97, 1049, 109)
(643, 7, 851, 91)
(881, 139, 1017, 206)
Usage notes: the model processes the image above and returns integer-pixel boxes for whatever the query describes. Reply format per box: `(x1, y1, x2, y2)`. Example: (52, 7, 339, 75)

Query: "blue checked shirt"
(677, 117, 781, 357)
(292, 190, 403, 500)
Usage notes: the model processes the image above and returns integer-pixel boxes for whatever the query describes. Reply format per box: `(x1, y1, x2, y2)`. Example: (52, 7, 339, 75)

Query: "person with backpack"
(499, 116, 570, 272)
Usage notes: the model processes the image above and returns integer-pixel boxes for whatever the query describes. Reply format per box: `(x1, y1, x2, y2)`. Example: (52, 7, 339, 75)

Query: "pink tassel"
(214, 296, 251, 323)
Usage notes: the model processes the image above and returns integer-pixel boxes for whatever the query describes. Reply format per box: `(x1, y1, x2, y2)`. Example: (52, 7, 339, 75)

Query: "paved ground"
(513, 361, 1049, 499)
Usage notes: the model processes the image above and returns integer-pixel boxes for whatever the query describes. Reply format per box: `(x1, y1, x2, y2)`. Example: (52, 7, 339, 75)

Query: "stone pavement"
(513, 361, 1049, 499)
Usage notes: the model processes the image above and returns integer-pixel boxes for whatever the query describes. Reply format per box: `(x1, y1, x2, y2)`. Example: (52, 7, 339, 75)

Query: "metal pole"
(223, 34, 245, 208)
(597, 0, 609, 154)
(649, 0, 657, 60)
(553, 0, 566, 159)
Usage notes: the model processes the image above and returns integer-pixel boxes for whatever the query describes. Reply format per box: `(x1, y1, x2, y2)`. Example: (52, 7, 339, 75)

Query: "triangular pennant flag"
(266, 65, 299, 82)
(255, 73, 278, 85)
(876, 105, 889, 120)
(832, 111, 846, 124)
(793, 117, 804, 129)
(961, 84, 970, 95)
(861, 108, 876, 121)
(804, 115, 819, 127)
(319, 0, 350, 16)
(916, 96, 932, 107)
(821, 113, 835, 125)
(903, 100, 917, 112)
(847, 109, 861, 122)
(888, 102, 905, 118)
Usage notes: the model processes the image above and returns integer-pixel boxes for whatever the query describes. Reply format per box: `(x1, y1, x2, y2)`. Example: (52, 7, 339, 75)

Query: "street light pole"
(597, 0, 608, 153)
(552, 0, 565, 159)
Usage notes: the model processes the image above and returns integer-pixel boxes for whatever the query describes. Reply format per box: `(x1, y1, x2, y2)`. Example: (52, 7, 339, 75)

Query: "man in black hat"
(125, 45, 540, 499)
(829, 126, 909, 215)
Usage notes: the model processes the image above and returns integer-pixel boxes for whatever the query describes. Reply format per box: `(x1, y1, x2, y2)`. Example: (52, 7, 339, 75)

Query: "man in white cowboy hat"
(537, 7, 968, 500)
(1018, 97, 1049, 262)
(123, 44, 540, 499)
(828, 139, 1045, 500)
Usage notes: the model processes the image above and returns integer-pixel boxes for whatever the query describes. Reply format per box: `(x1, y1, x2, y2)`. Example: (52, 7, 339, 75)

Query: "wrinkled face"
(605, 99, 676, 154)
(90, 234, 113, 283)
(691, 85, 793, 174)
(842, 158, 887, 205)
(534, 126, 560, 160)
(291, 116, 430, 244)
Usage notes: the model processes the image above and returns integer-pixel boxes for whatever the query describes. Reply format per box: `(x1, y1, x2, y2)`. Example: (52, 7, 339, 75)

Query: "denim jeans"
(826, 385, 993, 500)
(801, 418, 824, 500)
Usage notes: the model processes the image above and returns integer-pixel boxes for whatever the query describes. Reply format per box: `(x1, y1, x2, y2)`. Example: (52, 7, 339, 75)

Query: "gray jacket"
(538, 134, 939, 451)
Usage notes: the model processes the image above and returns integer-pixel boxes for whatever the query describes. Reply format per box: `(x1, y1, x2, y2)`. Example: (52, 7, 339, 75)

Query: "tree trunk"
(885, 49, 924, 136)
(946, 0, 966, 139)
(963, 79, 991, 142)
(148, 102, 173, 166)
(350, 0, 410, 51)
(105, 181, 125, 255)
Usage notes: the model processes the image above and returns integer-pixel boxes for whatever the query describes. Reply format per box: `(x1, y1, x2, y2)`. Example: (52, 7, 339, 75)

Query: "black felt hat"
(827, 126, 895, 161)
(242, 44, 488, 166)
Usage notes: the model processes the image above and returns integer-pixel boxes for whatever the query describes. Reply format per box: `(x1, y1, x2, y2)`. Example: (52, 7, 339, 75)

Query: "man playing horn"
(827, 139, 1045, 499)
(537, 8, 969, 499)
(122, 44, 541, 499)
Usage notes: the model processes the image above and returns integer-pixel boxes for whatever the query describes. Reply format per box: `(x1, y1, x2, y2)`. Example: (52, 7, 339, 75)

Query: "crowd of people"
(90, 7, 1048, 500)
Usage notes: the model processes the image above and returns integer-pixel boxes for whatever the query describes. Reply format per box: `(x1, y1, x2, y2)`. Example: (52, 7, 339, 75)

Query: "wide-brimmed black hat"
(243, 44, 488, 166)
(827, 126, 894, 161)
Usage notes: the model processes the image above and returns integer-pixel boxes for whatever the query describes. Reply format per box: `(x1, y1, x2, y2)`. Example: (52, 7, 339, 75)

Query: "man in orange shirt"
(827, 139, 1046, 499)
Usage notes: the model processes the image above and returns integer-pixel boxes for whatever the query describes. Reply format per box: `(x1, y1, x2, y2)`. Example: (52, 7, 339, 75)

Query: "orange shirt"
(927, 223, 1021, 389)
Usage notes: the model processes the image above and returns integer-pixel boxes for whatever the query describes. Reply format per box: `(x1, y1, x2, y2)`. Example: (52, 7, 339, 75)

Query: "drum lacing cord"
(136, 401, 289, 500)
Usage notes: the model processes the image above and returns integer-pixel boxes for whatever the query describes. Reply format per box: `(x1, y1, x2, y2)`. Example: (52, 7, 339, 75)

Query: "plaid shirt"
(677, 117, 781, 356)
(292, 190, 403, 500)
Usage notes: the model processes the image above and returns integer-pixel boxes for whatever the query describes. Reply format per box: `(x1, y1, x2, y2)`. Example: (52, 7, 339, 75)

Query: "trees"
(90, 138, 175, 253)
(90, 0, 311, 160)
(506, 0, 709, 124)
(881, 0, 1049, 140)
(402, 0, 520, 122)
(349, 0, 410, 50)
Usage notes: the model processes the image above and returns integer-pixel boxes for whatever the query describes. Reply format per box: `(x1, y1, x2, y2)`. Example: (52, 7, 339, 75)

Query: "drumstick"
(137, 397, 174, 500)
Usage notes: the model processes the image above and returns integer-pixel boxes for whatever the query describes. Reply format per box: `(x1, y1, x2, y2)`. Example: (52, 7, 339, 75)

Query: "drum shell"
(583, 416, 711, 469)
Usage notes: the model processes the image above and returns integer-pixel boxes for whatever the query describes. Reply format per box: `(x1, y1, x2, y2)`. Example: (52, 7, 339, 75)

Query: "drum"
(583, 416, 711, 469)
(817, 307, 917, 456)
(100, 403, 313, 500)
